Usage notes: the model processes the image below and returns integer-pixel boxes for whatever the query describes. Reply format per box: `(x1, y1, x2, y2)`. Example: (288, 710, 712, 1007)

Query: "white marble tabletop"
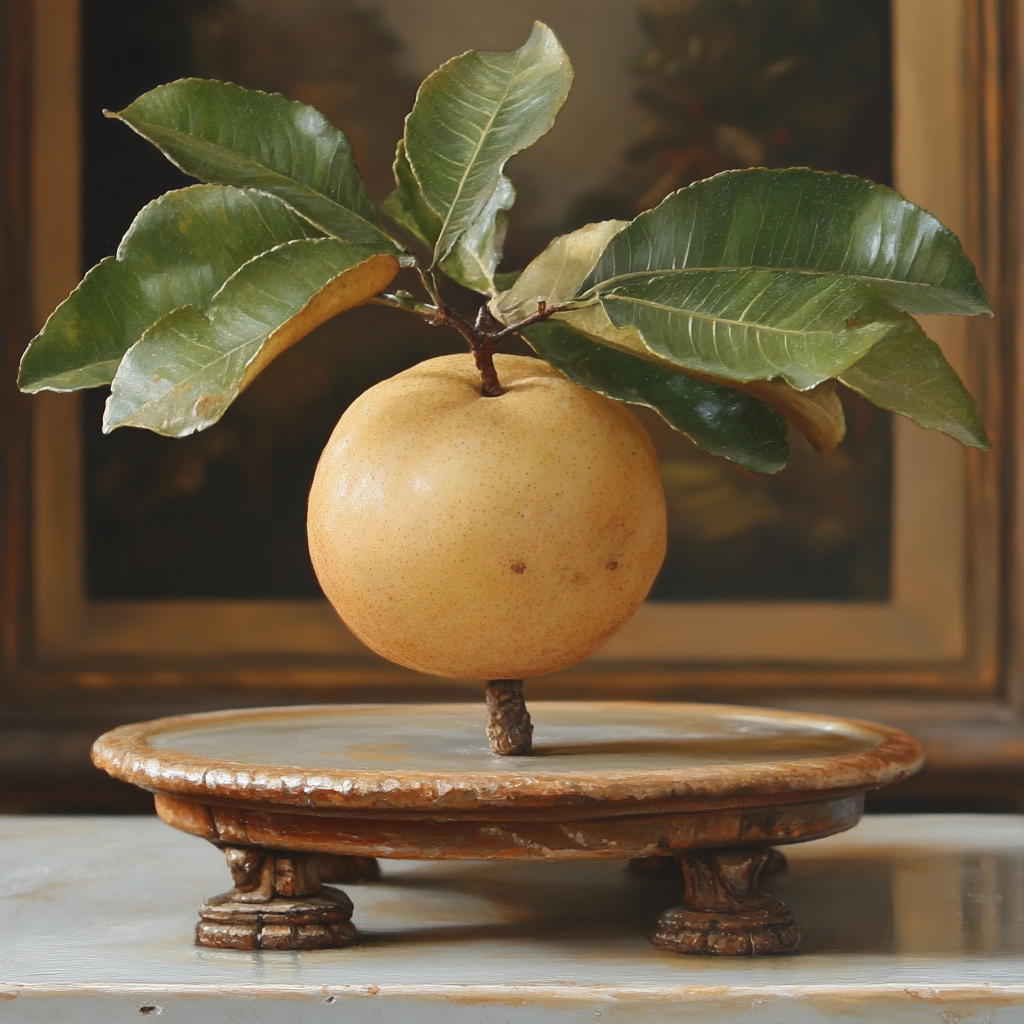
(1, 813, 1022, 1023)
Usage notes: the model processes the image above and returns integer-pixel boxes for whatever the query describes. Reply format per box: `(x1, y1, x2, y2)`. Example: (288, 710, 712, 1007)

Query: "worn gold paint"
(154, 790, 864, 860)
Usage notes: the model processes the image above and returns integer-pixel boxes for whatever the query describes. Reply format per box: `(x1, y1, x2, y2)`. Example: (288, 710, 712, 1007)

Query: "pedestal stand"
(92, 701, 923, 956)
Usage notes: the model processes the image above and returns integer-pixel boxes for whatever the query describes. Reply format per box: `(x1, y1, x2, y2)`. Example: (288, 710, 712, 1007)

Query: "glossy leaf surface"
(584, 168, 990, 316)
(18, 185, 321, 392)
(557, 300, 847, 455)
(840, 326, 990, 448)
(440, 175, 516, 295)
(524, 319, 789, 473)
(104, 241, 399, 437)
(600, 268, 908, 390)
(401, 22, 572, 273)
(382, 140, 442, 249)
(113, 79, 403, 255)
(385, 145, 516, 295)
(492, 220, 846, 454)
(492, 219, 627, 323)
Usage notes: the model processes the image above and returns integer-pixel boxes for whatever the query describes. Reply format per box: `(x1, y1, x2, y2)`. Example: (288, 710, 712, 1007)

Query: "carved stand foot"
(653, 847, 800, 956)
(196, 847, 368, 950)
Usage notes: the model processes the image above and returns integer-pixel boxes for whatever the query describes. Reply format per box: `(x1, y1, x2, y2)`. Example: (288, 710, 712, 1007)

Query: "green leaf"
(840, 325, 990, 449)
(18, 185, 321, 392)
(493, 270, 524, 291)
(557, 300, 848, 455)
(584, 168, 990, 316)
(491, 219, 627, 323)
(112, 79, 405, 257)
(382, 139, 441, 250)
(524, 319, 789, 473)
(384, 146, 516, 296)
(491, 172, 987, 455)
(439, 175, 516, 295)
(104, 240, 399, 437)
(402, 22, 573, 271)
(490, 221, 843, 457)
(600, 268, 909, 390)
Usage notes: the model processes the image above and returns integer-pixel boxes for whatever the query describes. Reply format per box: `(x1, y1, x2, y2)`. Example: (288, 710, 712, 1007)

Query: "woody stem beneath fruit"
(485, 679, 533, 755)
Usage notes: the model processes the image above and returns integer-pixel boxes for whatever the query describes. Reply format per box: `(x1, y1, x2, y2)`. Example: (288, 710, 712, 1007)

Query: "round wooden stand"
(92, 701, 923, 956)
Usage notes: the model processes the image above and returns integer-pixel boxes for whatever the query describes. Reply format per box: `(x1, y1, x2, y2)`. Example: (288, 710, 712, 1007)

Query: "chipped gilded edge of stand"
(91, 701, 924, 812)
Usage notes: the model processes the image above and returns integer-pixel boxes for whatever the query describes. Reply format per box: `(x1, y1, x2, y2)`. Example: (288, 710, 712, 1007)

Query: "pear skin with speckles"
(307, 353, 667, 679)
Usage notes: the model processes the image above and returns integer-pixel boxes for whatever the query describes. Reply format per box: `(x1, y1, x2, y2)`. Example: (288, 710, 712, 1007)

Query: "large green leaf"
(18, 185, 321, 392)
(104, 240, 400, 437)
(112, 79, 404, 256)
(600, 268, 910, 391)
(491, 219, 845, 454)
(524, 320, 789, 473)
(840, 325, 990, 448)
(400, 22, 572, 274)
(559, 300, 848, 455)
(583, 168, 990, 316)
(488, 172, 988, 455)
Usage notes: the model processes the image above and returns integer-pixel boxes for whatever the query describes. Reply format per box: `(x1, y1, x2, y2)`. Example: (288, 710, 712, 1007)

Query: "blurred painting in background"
(81, 0, 893, 603)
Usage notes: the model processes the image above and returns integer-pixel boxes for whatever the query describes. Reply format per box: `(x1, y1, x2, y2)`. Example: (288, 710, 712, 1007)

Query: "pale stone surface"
(2, 814, 1023, 1022)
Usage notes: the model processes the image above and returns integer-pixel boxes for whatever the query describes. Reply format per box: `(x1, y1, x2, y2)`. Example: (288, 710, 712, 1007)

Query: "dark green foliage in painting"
(631, 0, 892, 199)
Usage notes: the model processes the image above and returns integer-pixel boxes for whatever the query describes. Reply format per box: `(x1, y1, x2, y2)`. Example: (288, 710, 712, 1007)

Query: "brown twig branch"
(391, 258, 572, 395)
(486, 300, 553, 343)
(426, 294, 569, 397)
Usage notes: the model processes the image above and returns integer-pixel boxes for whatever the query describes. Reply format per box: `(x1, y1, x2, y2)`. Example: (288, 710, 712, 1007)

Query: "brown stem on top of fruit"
(415, 277, 564, 398)
(485, 679, 533, 755)
(472, 346, 504, 397)
(426, 300, 503, 396)
(471, 304, 505, 397)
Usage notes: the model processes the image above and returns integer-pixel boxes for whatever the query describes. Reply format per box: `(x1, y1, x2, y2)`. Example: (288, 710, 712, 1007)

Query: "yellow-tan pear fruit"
(307, 353, 667, 679)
